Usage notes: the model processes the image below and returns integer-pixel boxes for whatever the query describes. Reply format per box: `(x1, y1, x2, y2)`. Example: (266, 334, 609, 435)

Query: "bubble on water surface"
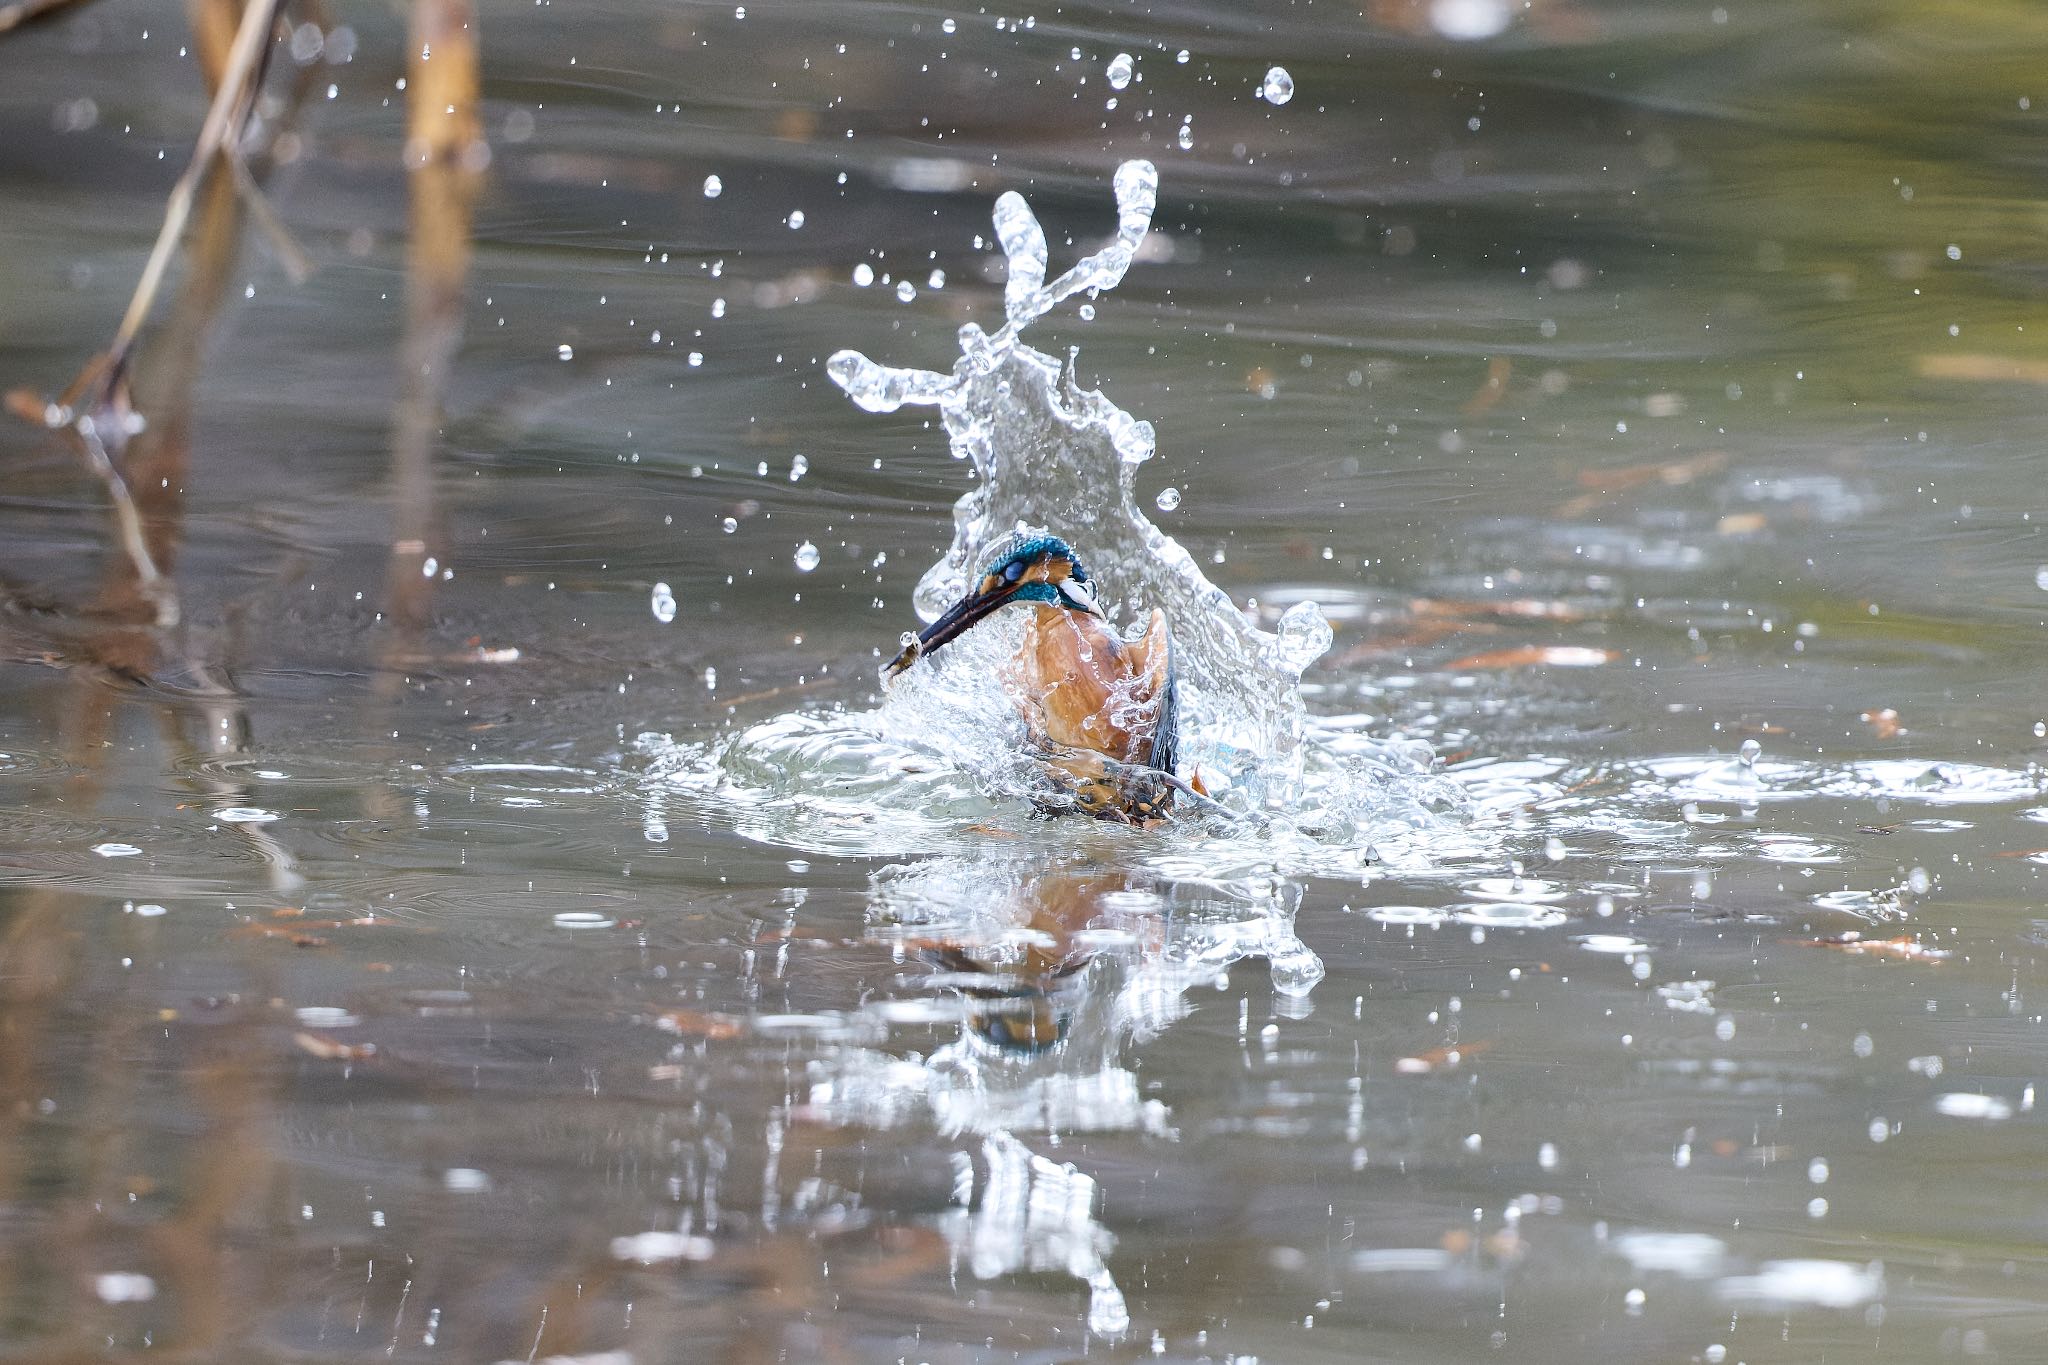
(1259, 66, 1294, 104)
(217, 807, 279, 823)
(702, 174, 722, 198)
(556, 344, 573, 361)
(295, 1006, 361, 1029)
(1575, 934, 1648, 954)
(1106, 52, 1133, 89)
(1368, 905, 1450, 926)
(651, 582, 677, 623)
(92, 843, 142, 857)
(1154, 486, 1181, 511)
(1716, 1259, 1883, 1309)
(794, 541, 821, 572)
(1934, 1092, 2013, 1121)
(94, 1274, 156, 1304)
(552, 911, 617, 929)
(1454, 902, 1568, 928)
(612, 1231, 716, 1264)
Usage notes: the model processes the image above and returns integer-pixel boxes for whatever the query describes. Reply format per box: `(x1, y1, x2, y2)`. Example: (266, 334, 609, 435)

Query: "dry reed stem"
(94, 0, 283, 403)
(378, 0, 484, 645)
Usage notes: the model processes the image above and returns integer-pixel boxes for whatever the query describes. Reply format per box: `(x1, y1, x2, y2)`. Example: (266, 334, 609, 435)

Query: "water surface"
(3, 1, 2048, 1360)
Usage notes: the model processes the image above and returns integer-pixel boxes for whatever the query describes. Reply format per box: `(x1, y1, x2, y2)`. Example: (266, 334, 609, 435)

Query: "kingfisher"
(886, 534, 1193, 822)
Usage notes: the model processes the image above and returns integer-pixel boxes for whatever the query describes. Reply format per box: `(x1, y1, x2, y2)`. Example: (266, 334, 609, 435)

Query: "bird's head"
(886, 533, 1102, 676)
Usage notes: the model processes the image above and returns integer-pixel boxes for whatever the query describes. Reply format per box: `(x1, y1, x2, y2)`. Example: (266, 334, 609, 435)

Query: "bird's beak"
(885, 580, 1020, 676)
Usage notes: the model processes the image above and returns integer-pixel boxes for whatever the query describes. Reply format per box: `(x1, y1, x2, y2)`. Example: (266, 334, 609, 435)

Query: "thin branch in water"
(225, 148, 312, 284)
(0, 0, 97, 36)
(72, 410, 180, 628)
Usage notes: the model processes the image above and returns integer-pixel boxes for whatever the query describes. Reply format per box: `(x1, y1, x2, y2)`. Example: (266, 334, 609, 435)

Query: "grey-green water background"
(4, 1, 2048, 1360)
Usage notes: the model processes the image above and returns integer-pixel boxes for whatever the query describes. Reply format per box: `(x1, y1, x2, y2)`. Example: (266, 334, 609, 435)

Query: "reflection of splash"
(947, 1132, 1128, 1336)
(796, 853, 1324, 1337)
(829, 161, 1332, 808)
(804, 855, 1323, 1137)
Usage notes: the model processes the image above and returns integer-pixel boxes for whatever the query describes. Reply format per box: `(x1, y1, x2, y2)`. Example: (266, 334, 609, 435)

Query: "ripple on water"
(1461, 876, 1569, 903)
(1366, 905, 1452, 927)
(1574, 934, 1650, 954)
(1452, 902, 1569, 929)
(1642, 754, 2043, 808)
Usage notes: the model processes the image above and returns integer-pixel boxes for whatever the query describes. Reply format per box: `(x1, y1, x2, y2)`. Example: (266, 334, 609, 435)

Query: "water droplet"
(1175, 48, 1190, 63)
(941, 16, 955, 32)
(1272, 600, 1333, 673)
(1078, 303, 1095, 321)
(1739, 738, 1762, 765)
(852, 263, 875, 286)
(721, 517, 738, 534)
(794, 541, 820, 572)
(651, 582, 677, 623)
(1176, 123, 1193, 150)
(1154, 486, 1182, 511)
(1106, 52, 1133, 89)
(927, 268, 945, 289)
(2034, 721, 2045, 738)
(1260, 65, 1294, 105)
(789, 454, 809, 481)
(786, 209, 805, 229)
(556, 344, 573, 361)
(896, 279, 916, 302)
(2034, 565, 2048, 590)
(702, 174, 722, 198)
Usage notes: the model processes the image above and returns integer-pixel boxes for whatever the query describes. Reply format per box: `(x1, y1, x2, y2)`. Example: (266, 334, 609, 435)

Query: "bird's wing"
(1129, 608, 1179, 776)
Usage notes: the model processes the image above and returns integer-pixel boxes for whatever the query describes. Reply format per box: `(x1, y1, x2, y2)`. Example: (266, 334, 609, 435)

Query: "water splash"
(828, 160, 1334, 808)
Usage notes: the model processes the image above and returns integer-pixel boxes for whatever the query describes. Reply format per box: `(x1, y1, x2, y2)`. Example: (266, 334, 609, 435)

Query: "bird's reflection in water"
(800, 851, 1323, 1336)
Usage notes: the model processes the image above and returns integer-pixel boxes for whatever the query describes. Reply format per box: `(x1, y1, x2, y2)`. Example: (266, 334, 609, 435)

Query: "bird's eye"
(1003, 559, 1026, 582)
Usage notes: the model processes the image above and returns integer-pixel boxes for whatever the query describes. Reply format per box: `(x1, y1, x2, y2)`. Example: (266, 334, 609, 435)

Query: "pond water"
(3, 1, 2048, 1360)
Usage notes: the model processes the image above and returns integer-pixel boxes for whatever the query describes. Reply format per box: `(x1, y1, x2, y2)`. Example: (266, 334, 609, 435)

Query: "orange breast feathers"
(1005, 604, 1173, 767)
